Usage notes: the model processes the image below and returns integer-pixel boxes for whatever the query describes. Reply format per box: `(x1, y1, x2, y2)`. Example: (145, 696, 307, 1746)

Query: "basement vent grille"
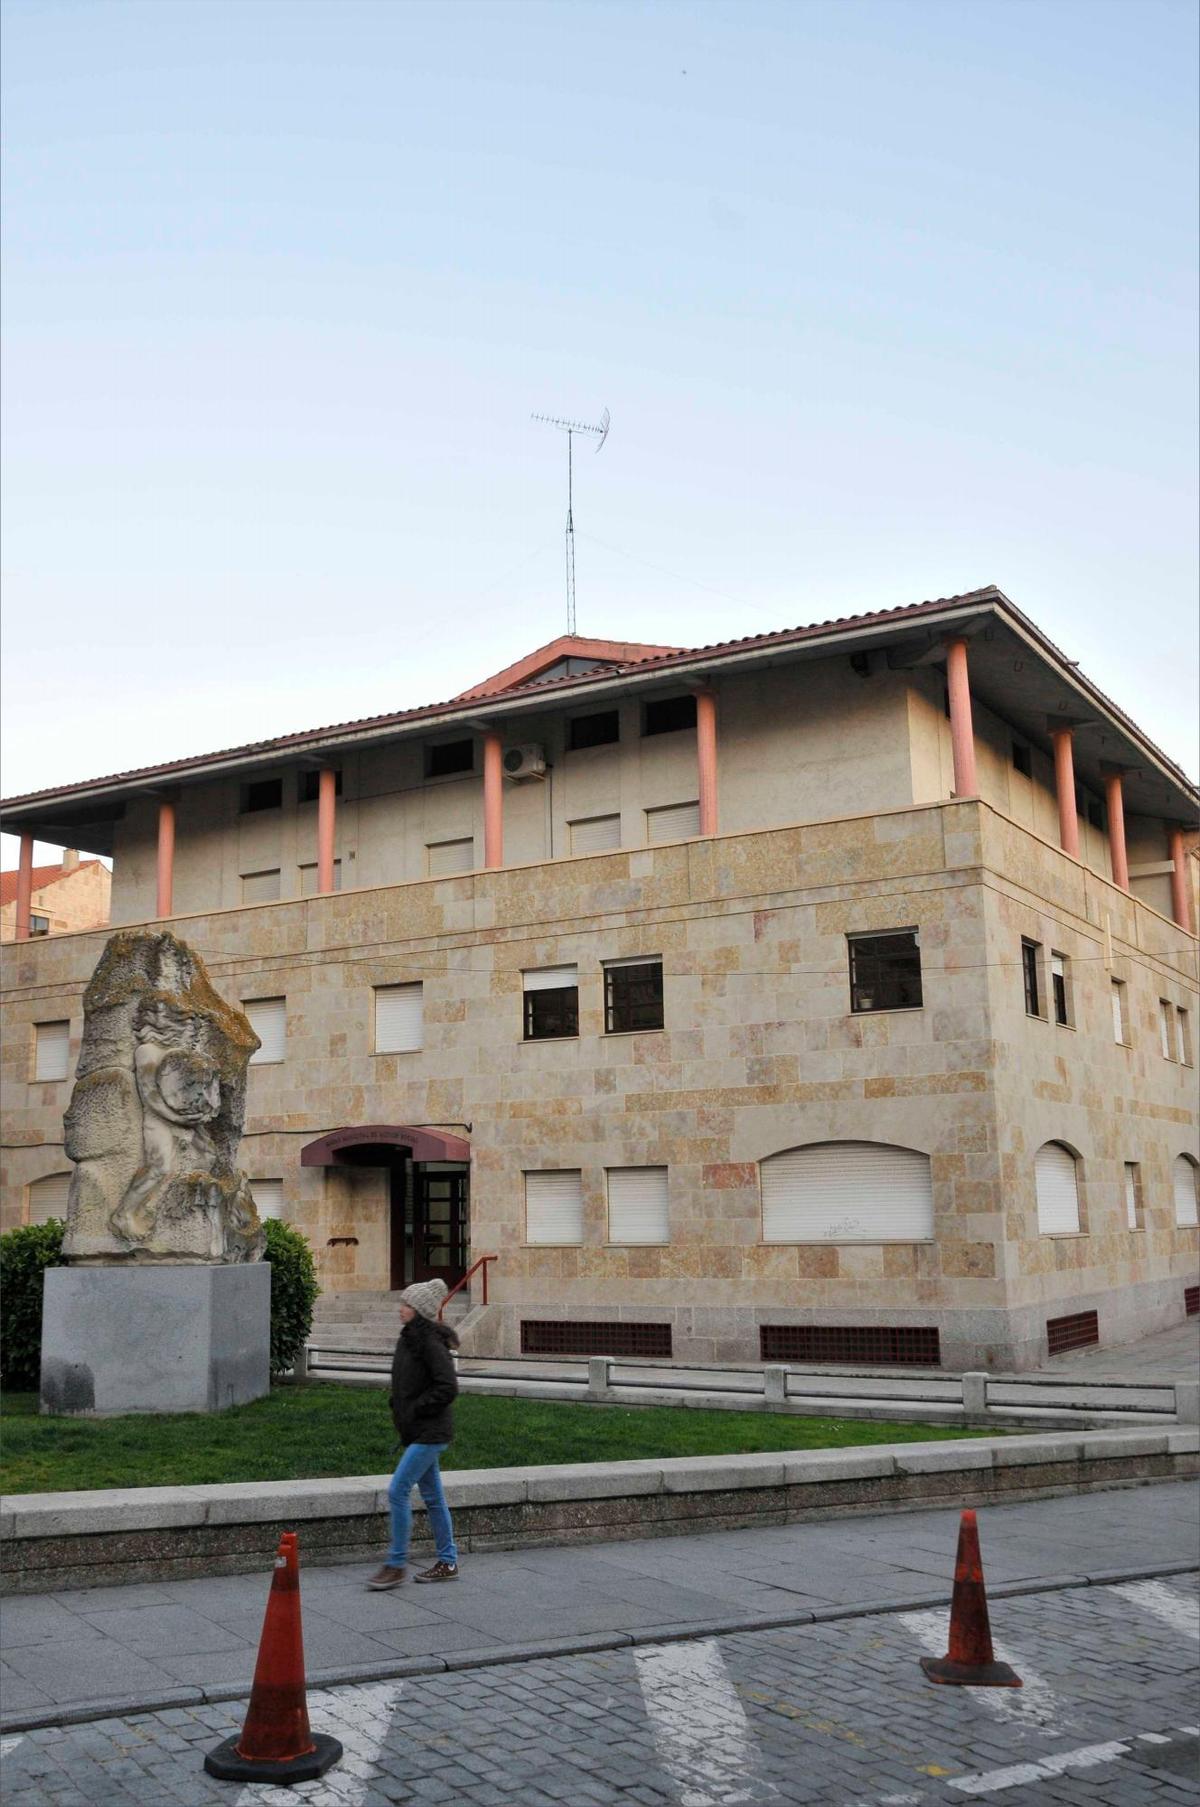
(759, 1325, 940, 1366)
(1185, 1285, 1199, 1318)
(1046, 1309, 1099, 1356)
(520, 1320, 672, 1358)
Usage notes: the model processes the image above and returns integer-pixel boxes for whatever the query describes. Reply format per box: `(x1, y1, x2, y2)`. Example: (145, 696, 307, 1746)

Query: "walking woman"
(368, 1278, 460, 1589)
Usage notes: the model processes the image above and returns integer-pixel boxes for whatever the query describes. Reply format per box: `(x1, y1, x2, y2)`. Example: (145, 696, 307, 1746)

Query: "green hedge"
(263, 1217, 320, 1376)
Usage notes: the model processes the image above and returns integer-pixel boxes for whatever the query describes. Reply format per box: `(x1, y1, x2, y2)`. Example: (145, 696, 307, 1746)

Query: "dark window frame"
(1022, 939, 1042, 1018)
(298, 769, 343, 804)
(240, 777, 283, 814)
(604, 959, 664, 1034)
(642, 694, 697, 738)
(28, 913, 50, 937)
(523, 985, 579, 1042)
(425, 739, 476, 779)
(568, 710, 620, 752)
(1051, 952, 1070, 1026)
(847, 930, 923, 1014)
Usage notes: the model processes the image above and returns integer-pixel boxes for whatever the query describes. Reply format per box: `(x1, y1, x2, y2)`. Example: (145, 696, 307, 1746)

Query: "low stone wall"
(2, 1429, 1196, 1596)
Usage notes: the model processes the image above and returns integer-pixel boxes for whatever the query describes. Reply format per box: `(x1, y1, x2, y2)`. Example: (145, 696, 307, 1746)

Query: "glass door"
(412, 1165, 468, 1287)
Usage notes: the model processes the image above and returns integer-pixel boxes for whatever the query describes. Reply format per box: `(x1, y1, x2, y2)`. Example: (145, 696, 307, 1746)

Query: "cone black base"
(920, 1654, 1022, 1688)
(204, 1731, 344, 1783)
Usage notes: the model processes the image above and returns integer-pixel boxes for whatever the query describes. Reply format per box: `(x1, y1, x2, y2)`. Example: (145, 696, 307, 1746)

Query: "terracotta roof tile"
(0, 861, 100, 906)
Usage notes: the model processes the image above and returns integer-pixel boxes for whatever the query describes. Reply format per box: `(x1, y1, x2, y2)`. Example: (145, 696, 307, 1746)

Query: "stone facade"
(0, 853, 110, 942)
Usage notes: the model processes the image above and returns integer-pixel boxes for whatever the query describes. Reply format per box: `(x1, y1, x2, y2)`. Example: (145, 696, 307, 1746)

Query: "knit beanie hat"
(399, 1278, 449, 1321)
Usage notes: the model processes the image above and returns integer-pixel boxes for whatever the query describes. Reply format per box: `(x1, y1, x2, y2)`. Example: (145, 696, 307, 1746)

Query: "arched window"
(1034, 1142, 1081, 1235)
(27, 1172, 71, 1226)
(759, 1142, 933, 1243)
(1174, 1155, 1200, 1228)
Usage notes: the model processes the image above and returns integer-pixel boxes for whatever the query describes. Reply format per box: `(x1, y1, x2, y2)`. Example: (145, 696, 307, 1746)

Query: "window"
(604, 957, 664, 1033)
(375, 983, 423, 1054)
(568, 710, 619, 751)
(1111, 980, 1128, 1045)
(1177, 1007, 1193, 1068)
(1160, 999, 1176, 1060)
(1034, 1141, 1081, 1235)
(241, 777, 283, 813)
(643, 694, 696, 737)
(251, 1179, 283, 1221)
(847, 931, 923, 1013)
(298, 769, 342, 803)
(29, 913, 50, 937)
(607, 1167, 669, 1244)
(1087, 798, 1105, 831)
(242, 869, 282, 904)
(570, 815, 621, 855)
(425, 739, 474, 778)
(299, 860, 342, 895)
(1124, 1164, 1144, 1231)
(1174, 1155, 1200, 1228)
(34, 1020, 70, 1082)
(1050, 952, 1071, 1026)
(1022, 939, 1042, 1017)
(760, 1142, 934, 1243)
(1012, 741, 1032, 778)
(524, 1170, 583, 1244)
(427, 838, 473, 877)
(246, 997, 286, 1064)
(523, 965, 578, 1040)
(27, 1172, 70, 1225)
(646, 800, 700, 843)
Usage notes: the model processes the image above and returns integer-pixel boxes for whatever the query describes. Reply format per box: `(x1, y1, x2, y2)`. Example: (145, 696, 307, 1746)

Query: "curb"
(1, 1561, 1196, 1736)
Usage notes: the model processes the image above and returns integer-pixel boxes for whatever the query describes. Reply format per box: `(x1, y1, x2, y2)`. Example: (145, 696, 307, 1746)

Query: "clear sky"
(2, 0, 1197, 868)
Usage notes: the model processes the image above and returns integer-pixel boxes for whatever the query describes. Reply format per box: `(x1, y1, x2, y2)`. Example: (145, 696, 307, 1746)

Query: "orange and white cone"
(920, 1509, 1023, 1688)
(205, 1532, 344, 1782)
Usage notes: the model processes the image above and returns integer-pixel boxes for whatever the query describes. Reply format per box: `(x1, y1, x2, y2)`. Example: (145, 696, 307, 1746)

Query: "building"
(1, 585, 1197, 1366)
(0, 851, 110, 943)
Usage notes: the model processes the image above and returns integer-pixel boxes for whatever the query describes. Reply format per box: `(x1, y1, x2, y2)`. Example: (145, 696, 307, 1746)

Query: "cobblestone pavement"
(1, 1573, 1196, 1806)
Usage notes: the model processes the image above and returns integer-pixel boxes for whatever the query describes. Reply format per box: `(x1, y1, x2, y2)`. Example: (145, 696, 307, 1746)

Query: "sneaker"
(413, 1561, 458, 1583)
(367, 1565, 406, 1590)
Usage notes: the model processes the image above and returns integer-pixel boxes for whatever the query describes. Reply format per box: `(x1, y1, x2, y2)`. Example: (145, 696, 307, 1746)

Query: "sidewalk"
(2, 1477, 1196, 1732)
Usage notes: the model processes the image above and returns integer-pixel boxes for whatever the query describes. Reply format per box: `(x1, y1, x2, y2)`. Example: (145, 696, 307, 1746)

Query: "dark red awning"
(299, 1125, 470, 1166)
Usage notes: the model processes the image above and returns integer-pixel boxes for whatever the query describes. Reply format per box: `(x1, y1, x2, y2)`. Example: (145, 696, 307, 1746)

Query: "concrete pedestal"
(40, 1263, 271, 1416)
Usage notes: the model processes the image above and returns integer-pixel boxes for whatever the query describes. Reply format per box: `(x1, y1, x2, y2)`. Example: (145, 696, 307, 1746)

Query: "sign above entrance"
(299, 1125, 471, 1166)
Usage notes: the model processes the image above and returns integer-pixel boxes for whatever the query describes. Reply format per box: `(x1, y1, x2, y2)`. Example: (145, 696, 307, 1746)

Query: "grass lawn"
(0, 1383, 988, 1494)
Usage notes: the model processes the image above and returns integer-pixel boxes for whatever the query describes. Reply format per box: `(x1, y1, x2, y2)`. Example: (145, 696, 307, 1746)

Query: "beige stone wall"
(0, 861, 111, 942)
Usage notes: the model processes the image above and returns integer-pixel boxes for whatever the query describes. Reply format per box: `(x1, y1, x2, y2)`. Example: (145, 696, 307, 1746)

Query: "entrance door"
(412, 1165, 468, 1288)
(388, 1158, 410, 1292)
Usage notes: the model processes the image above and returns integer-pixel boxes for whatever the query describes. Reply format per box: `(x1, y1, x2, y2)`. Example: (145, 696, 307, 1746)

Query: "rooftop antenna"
(531, 407, 610, 635)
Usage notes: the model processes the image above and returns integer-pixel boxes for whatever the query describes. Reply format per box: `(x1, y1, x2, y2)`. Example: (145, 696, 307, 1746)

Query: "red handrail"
(438, 1253, 498, 1319)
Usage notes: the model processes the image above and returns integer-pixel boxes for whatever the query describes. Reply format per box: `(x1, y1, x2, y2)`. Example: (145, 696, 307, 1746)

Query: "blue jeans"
(386, 1443, 457, 1568)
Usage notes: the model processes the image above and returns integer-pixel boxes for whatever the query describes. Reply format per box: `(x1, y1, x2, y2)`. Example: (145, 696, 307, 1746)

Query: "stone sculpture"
(61, 928, 265, 1264)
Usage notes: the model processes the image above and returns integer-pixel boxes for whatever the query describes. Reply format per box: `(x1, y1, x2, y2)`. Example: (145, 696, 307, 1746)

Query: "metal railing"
(437, 1253, 498, 1319)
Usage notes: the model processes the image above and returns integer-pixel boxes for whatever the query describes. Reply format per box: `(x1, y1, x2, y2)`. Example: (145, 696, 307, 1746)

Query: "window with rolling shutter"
(523, 965, 578, 1040)
(374, 983, 423, 1053)
(246, 998, 287, 1065)
(1173, 1155, 1199, 1227)
(251, 1179, 284, 1221)
(427, 838, 473, 876)
(607, 1167, 669, 1244)
(646, 800, 700, 843)
(1124, 1163, 1143, 1231)
(242, 869, 281, 904)
(33, 1021, 70, 1082)
(1111, 980, 1127, 1044)
(569, 815, 621, 854)
(1034, 1141, 1081, 1234)
(299, 860, 342, 895)
(760, 1142, 933, 1243)
(525, 1170, 584, 1245)
(27, 1172, 71, 1225)
(1160, 1000, 1175, 1060)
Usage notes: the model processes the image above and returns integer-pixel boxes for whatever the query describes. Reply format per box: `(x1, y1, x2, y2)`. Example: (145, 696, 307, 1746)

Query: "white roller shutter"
(246, 997, 287, 1065)
(428, 839, 473, 876)
(1111, 982, 1126, 1043)
(1160, 1001, 1174, 1059)
(525, 1170, 583, 1244)
(607, 1167, 669, 1244)
(760, 1142, 933, 1243)
(646, 801, 700, 843)
(375, 982, 423, 1053)
(299, 861, 341, 896)
(1173, 1156, 1199, 1227)
(570, 815, 621, 854)
(242, 869, 281, 904)
(251, 1179, 283, 1221)
(34, 1020, 70, 1082)
(28, 1172, 71, 1224)
(523, 965, 578, 993)
(1124, 1164, 1140, 1230)
(1034, 1142, 1081, 1234)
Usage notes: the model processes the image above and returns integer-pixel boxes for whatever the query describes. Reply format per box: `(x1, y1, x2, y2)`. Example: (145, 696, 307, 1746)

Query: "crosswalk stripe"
(233, 1679, 403, 1807)
(635, 1637, 776, 1806)
(897, 1611, 1068, 1735)
(1109, 1580, 1200, 1643)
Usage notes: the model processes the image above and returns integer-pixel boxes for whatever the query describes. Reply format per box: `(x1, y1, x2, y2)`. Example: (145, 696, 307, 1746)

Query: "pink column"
(695, 689, 718, 836)
(483, 732, 503, 870)
(945, 638, 978, 798)
(156, 801, 176, 918)
(14, 831, 34, 941)
(317, 768, 337, 895)
(1051, 728, 1079, 858)
(1169, 827, 1194, 934)
(1104, 770, 1129, 892)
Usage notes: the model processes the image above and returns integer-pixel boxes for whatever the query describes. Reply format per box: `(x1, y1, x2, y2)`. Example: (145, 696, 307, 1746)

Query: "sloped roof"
(0, 861, 100, 906)
(455, 634, 683, 700)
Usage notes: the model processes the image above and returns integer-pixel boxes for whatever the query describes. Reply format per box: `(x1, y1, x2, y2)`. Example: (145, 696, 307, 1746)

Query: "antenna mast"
(531, 408, 610, 635)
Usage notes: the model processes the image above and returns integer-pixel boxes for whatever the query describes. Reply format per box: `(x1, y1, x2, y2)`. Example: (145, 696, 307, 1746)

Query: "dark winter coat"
(389, 1316, 459, 1446)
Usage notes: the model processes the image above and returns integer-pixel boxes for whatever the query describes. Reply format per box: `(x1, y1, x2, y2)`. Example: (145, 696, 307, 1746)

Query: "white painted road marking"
(1110, 1580, 1200, 1642)
(898, 1610, 1068, 1735)
(0, 1735, 24, 1761)
(946, 1738, 1131, 1794)
(635, 1637, 775, 1806)
(233, 1679, 404, 1806)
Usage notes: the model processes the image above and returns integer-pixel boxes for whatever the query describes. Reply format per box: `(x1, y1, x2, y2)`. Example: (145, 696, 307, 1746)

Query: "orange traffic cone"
(919, 1509, 1023, 1688)
(205, 1532, 343, 1782)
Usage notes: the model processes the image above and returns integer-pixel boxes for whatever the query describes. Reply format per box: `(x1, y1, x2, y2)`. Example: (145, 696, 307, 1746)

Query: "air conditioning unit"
(503, 743, 547, 782)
